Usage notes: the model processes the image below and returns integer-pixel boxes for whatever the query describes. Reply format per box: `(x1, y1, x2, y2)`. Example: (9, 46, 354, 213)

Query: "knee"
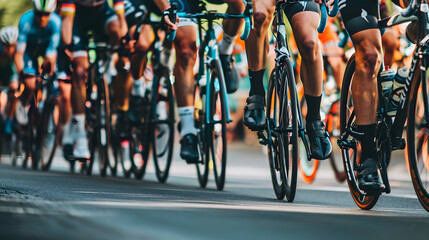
(73, 65, 87, 86)
(360, 50, 381, 77)
(176, 42, 197, 70)
(135, 39, 151, 53)
(299, 38, 319, 62)
(253, 11, 273, 35)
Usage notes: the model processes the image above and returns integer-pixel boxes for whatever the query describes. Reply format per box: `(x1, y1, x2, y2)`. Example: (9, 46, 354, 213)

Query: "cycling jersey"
(17, 10, 61, 74)
(61, 0, 125, 15)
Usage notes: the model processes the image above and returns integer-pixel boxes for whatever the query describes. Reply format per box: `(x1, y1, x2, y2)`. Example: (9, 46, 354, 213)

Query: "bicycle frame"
(378, 10, 429, 150)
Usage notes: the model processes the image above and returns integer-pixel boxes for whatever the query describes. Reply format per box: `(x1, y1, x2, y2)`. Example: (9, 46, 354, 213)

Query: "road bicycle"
(176, 0, 252, 190)
(338, 0, 429, 211)
(256, 0, 338, 201)
(114, 11, 177, 182)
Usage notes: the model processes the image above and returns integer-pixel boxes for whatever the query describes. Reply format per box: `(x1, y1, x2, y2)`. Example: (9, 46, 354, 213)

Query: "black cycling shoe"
(306, 120, 332, 160)
(219, 54, 240, 94)
(63, 144, 74, 162)
(115, 111, 129, 139)
(243, 95, 266, 131)
(357, 158, 385, 194)
(180, 134, 199, 163)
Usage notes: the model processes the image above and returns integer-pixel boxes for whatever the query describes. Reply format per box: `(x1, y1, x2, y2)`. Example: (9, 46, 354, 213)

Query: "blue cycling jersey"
(16, 10, 62, 58)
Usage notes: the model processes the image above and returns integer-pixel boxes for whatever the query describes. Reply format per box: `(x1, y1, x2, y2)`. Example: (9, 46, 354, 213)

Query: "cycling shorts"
(339, 0, 379, 36)
(285, 1, 320, 21)
(72, 1, 117, 55)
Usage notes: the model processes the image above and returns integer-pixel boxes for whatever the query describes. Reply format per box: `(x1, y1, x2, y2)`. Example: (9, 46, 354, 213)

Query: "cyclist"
(60, 0, 128, 160)
(0, 26, 19, 137)
(116, 0, 177, 134)
(14, 0, 61, 126)
(311, 0, 411, 192)
(243, 0, 332, 160)
(171, 0, 245, 163)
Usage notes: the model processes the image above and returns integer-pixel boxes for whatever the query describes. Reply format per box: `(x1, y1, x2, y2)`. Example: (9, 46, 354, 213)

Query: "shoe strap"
(245, 95, 265, 110)
(307, 120, 329, 138)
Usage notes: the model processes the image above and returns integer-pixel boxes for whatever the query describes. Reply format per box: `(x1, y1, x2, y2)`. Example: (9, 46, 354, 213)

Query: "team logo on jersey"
(361, 9, 369, 23)
(300, 2, 307, 10)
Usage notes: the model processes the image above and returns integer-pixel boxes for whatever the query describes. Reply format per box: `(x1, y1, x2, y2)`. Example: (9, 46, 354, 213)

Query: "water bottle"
(387, 66, 408, 116)
(380, 67, 395, 104)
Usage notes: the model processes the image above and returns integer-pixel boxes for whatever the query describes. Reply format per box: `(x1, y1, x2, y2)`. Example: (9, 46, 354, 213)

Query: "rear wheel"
(96, 76, 111, 177)
(339, 56, 380, 210)
(195, 85, 209, 188)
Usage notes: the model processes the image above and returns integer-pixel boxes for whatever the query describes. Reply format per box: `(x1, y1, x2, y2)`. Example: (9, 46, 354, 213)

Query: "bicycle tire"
(339, 55, 380, 210)
(11, 124, 22, 167)
(132, 125, 150, 180)
(407, 60, 429, 211)
(152, 71, 175, 183)
(96, 75, 111, 177)
(327, 100, 346, 182)
(283, 60, 298, 202)
(38, 98, 61, 171)
(195, 85, 210, 188)
(208, 60, 228, 191)
(266, 69, 286, 199)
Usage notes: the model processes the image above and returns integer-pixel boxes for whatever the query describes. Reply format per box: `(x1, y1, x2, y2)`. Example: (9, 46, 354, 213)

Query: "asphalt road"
(0, 142, 428, 240)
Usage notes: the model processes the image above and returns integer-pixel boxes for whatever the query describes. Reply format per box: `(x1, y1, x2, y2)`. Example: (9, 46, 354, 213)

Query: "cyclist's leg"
(217, 0, 245, 93)
(341, 0, 384, 191)
(15, 54, 37, 125)
(174, 24, 199, 163)
(287, 2, 332, 160)
(243, 0, 275, 130)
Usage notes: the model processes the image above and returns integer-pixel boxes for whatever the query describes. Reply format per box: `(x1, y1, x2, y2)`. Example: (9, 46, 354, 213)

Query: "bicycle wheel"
(298, 95, 320, 184)
(326, 100, 346, 182)
(208, 61, 228, 190)
(407, 61, 429, 211)
(37, 98, 61, 171)
(152, 72, 175, 183)
(195, 85, 210, 188)
(266, 69, 286, 199)
(283, 60, 299, 202)
(11, 124, 22, 167)
(339, 56, 380, 210)
(132, 125, 150, 180)
(95, 75, 111, 177)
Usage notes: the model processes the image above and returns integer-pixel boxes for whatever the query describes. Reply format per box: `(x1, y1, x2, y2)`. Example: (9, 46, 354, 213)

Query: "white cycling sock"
(72, 114, 86, 138)
(131, 77, 145, 97)
(218, 33, 237, 55)
(62, 118, 73, 145)
(178, 106, 197, 137)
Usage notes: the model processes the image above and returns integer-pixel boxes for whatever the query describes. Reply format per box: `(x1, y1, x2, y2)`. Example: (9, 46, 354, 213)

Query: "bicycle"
(338, 0, 429, 211)
(112, 7, 177, 181)
(255, 0, 338, 201)
(175, 0, 253, 190)
(74, 33, 115, 177)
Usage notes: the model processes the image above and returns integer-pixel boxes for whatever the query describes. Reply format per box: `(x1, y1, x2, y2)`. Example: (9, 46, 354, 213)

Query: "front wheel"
(339, 56, 380, 210)
(209, 61, 228, 191)
(406, 62, 429, 211)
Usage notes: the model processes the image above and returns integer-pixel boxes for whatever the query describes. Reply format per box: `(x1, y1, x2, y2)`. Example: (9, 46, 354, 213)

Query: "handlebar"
(401, 0, 420, 17)
(169, 0, 253, 41)
(166, 4, 178, 41)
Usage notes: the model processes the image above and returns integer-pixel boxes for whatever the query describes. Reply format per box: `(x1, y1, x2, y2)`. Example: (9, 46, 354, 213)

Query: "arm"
(60, 0, 75, 45)
(154, 0, 178, 31)
(113, 0, 128, 37)
(15, 15, 28, 74)
(43, 15, 62, 75)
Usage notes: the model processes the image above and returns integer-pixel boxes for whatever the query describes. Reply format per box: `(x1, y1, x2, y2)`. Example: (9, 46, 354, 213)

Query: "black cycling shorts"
(339, 0, 379, 36)
(72, 1, 116, 52)
(285, 1, 320, 21)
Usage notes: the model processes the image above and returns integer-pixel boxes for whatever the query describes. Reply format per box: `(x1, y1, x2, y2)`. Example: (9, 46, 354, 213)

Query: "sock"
(357, 124, 377, 162)
(178, 106, 197, 137)
(218, 33, 237, 55)
(305, 94, 322, 123)
(72, 114, 86, 138)
(62, 118, 73, 145)
(131, 77, 145, 97)
(249, 69, 265, 97)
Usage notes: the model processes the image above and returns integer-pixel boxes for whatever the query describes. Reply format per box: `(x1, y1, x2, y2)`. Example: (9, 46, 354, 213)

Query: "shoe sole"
(243, 121, 266, 132)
